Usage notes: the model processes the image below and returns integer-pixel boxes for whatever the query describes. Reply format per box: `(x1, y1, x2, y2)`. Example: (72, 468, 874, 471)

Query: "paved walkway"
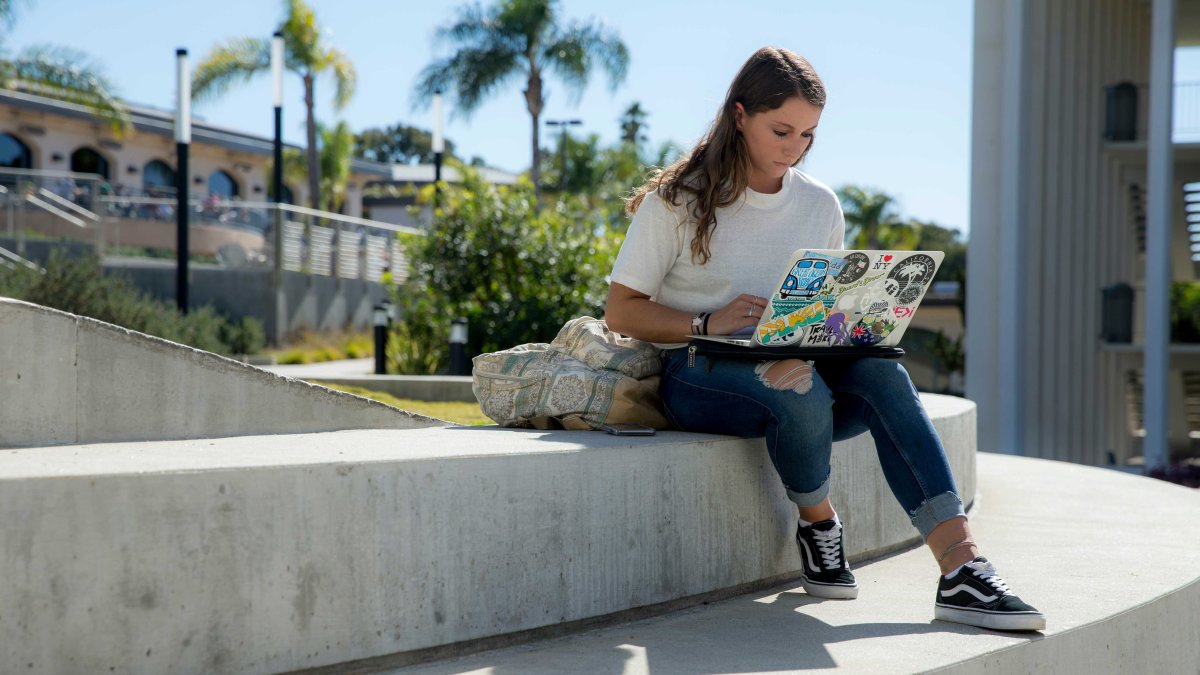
(380, 453, 1200, 674)
(261, 357, 376, 379)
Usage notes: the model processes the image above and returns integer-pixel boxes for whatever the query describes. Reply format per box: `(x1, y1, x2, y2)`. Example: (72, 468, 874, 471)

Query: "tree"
(619, 101, 648, 145)
(318, 120, 353, 213)
(836, 185, 919, 250)
(192, 0, 356, 210)
(413, 0, 629, 202)
(390, 163, 618, 372)
(355, 123, 460, 165)
(0, 2, 130, 135)
(0, 0, 17, 25)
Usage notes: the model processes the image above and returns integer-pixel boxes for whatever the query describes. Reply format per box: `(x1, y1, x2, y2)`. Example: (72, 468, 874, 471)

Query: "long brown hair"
(626, 47, 826, 264)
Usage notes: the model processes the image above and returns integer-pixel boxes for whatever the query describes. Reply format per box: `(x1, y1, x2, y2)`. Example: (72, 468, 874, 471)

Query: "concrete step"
(374, 453, 1200, 675)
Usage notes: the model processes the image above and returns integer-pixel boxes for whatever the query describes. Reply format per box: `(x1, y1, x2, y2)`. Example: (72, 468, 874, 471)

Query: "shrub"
(1171, 281, 1200, 343)
(390, 165, 618, 373)
(0, 249, 262, 356)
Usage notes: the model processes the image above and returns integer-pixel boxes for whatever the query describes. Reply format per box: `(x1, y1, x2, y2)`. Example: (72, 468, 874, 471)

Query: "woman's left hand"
(706, 293, 771, 336)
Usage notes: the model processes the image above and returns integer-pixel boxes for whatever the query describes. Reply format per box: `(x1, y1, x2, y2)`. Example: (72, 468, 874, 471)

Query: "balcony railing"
(0, 167, 420, 284)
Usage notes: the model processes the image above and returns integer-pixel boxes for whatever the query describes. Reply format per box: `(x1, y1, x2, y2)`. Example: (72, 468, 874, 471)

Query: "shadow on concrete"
(397, 589, 1040, 675)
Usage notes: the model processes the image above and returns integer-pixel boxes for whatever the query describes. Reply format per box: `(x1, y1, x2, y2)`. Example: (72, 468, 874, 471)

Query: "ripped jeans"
(659, 348, 965, 541)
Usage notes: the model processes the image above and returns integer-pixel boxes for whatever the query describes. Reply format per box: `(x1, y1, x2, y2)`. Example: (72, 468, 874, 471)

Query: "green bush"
(1171, 281, 1200, 343)
(389, 165, 618, 374)
(0, 249, 263, 356)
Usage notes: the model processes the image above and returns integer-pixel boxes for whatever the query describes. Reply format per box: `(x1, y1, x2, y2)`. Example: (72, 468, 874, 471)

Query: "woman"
(604, 46, 1044, 632)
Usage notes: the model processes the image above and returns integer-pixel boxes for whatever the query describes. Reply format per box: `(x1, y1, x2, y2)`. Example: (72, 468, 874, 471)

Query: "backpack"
(471, 316, 672, 430)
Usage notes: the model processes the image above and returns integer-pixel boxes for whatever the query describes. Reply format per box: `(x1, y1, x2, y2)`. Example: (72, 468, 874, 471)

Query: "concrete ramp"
(0, 297, 445, 447)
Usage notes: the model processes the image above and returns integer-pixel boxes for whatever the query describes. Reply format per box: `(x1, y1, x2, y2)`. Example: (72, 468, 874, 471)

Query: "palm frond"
(319, 120, 354, 212)
(494, 0, 554, 53)
(281, 0, 322, 67)
(541, 19, 628, 102)
(322, 47, 356, 109)
(191, 37, 271, 103)
(435, 3, 497, 48)
(10, 45, 131, 135)
(413, 46, 521, 116)
(0, 0, 24, 30)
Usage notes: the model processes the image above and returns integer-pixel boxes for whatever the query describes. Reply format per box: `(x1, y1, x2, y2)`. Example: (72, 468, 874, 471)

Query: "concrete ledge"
(0, 298, 445, 447)
(0, 394, 973, 674)
(379, 454, 1200, 675)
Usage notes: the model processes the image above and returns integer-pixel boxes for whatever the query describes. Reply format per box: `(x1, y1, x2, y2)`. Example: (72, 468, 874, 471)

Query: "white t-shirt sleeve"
(610, 191, 685, 297)
(828, 197, 846, 249)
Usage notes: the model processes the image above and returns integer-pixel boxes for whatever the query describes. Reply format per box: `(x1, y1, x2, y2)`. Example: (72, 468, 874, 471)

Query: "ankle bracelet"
(937, 539, 977, 563)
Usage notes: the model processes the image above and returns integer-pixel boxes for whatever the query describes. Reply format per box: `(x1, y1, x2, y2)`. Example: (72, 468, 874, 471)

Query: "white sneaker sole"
(801, 576, 859, 599)
(935, 604, 1046, 631)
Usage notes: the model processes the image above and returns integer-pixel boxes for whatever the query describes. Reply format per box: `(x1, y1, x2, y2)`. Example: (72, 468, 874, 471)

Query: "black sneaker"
(796, 519, 858, 599)
(935, 556, 1046, 631)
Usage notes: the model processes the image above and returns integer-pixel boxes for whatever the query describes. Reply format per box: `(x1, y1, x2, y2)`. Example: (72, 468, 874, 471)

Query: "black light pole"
(545, 119, 582, 190)
(272, 32, 284, 212)
(175, 48, 191, 314)
(270, 31, 285, 344)
(432, 90, 444, 206)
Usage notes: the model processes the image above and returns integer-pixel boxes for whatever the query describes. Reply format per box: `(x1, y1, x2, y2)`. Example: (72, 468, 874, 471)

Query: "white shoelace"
(968, 560, 1013, 596)
(812, 524, 844, 570)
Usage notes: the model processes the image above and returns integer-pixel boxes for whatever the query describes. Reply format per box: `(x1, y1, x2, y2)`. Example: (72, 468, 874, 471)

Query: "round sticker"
(886, 254, 936, 305)
(835, 252, 871, 284)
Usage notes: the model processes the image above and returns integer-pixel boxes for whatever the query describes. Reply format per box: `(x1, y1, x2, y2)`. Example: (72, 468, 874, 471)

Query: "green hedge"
(0, 250, 264, 356)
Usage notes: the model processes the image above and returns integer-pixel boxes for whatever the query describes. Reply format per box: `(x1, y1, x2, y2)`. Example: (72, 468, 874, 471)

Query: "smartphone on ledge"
(601, 423, 657, 436)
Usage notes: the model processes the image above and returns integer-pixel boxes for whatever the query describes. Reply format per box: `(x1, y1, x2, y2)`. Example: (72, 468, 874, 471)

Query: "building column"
(1144, 0, 1175, 472)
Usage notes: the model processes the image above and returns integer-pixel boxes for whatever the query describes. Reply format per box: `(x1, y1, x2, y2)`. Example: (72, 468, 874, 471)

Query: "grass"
(319, 383, 493, 426)
(268, 329, 375, 364)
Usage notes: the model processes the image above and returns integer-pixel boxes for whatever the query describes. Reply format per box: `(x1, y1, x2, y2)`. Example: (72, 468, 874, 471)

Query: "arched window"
(70, 147, 110, 180)
(208, 170, 239, 199)
(0, 133, 33, 169)
(142, 159, 175, 194)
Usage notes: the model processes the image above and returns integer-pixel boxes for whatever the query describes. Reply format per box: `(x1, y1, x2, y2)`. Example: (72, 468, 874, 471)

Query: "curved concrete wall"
(0, 298, 444, 447)
(0, 395, 973, 674)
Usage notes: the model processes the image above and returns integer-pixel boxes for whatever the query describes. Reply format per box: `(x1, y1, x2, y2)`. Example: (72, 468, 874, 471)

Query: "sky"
(7, 0, 1193, 235)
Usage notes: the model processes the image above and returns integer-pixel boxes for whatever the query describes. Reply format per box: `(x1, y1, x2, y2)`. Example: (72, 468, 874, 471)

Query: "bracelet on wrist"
(701, 312, 711, 336)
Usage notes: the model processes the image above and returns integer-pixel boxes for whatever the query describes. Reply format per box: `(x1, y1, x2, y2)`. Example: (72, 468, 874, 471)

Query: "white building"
(0, 88, 519, 222)
(970, 0, 1200, 468)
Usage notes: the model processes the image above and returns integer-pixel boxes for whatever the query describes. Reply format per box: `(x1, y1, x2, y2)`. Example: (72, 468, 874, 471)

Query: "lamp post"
(544, 119, 582, 191)
(449, 317, 469, 376)
(432, 90, 444, 205)
(175, 48, 191, 314)
(270, 31, 286, 344)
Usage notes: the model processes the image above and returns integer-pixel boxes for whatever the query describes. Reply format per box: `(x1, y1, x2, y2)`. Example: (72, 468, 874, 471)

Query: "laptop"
(693, 249, 944, 350)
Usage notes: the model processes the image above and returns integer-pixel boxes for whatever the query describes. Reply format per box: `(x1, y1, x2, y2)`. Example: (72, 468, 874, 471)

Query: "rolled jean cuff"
(786, 475, 831, 508)
(909, 491, 966, 541)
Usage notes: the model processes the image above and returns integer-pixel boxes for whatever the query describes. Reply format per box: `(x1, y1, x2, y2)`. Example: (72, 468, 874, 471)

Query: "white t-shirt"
(610, 167, 845, 349)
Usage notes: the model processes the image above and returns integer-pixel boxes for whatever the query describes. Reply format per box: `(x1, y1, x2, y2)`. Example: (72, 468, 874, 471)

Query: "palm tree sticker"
(886, 253, 937, 305)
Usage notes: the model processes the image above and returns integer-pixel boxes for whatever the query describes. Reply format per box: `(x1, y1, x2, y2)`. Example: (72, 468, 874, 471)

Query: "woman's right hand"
(706, 293, 770, 336)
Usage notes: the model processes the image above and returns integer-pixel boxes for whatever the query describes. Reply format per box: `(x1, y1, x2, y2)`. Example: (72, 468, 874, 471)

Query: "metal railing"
(0, 167, 420, 283)
(1112, 82, 1200, 143)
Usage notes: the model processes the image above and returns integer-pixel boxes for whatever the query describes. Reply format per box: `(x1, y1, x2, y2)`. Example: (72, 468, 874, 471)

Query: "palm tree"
(317, 120, 353, 213)
(0, 46, 130, 135)
(192, 0, 356, 211)
(414, 0, 629, 201)
(0, 3, 130, 135)
(619, 101, 648, 146)
(267, 121, 353, 212)
(837, 185, 919, 250)
(0, 0, 19, 27)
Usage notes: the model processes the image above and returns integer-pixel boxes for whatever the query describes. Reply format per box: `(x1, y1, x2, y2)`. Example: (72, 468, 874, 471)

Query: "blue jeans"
(659, 349, 964, 541)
